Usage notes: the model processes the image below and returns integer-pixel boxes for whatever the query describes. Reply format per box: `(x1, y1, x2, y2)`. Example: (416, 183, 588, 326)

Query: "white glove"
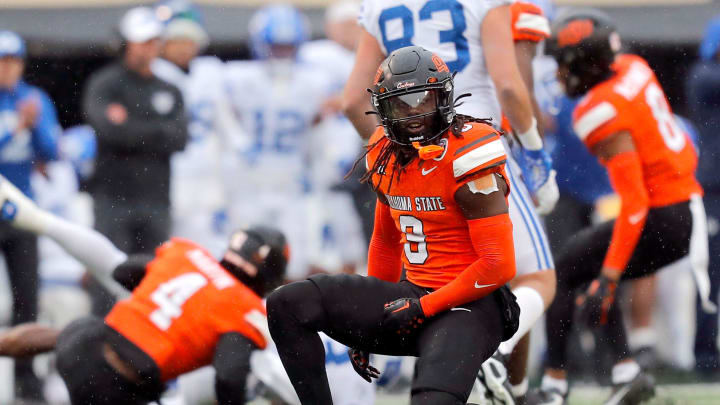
(532, 170, 559, 215)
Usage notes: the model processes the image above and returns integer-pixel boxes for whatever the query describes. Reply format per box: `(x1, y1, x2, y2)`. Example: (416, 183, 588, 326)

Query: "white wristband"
(516, 117, 543, 151)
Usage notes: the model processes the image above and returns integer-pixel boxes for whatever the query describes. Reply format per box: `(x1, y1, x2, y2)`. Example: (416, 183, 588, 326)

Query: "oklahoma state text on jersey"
(367, 122, 507, 289)
(573, 54, 702, 206)
(105, 238, 267, 381)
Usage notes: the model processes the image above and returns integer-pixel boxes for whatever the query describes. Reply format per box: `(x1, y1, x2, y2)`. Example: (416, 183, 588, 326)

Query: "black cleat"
(477, 351, 516, 405)
(603, 371, 655, 405)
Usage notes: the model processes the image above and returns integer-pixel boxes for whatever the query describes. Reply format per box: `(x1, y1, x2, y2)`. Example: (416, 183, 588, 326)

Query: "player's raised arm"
(342, 29, 386, 139)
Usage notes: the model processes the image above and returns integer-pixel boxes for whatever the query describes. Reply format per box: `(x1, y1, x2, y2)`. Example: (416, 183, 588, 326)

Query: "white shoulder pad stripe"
(453, 139, 505, 178)
(515, 13, 551, 36)
(574, 102, 617, 141)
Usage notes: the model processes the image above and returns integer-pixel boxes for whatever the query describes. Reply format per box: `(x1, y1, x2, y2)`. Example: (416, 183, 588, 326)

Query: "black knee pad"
(55, 316, 106, 372)
(410, 390, 465, 405)
(267, 280, 324, 332)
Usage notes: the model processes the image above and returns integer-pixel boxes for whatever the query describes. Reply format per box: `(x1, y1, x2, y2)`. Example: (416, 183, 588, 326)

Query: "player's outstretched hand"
(516, 148, 559, 215)
(533, 169, 559, 215)
(382, 298, 426, 335)
(576, 275, 617, 327)
(348, 348, 380, 383)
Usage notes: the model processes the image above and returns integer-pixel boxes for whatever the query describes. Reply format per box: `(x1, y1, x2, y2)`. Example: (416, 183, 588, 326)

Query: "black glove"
(382, 297, 426, 335)
(576, 275, 618, 326)
(348, 348, 380, 383)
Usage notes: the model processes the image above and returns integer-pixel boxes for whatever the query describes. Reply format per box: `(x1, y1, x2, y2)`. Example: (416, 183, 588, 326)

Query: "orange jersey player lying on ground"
(527, 9, 713, 405)
(0, 175, 290, 405)
(266, 47, 520, 405)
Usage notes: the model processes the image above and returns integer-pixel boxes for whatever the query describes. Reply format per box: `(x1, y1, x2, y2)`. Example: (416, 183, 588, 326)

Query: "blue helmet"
(0, 31, 26, 59)
(248, 4, 310, 59)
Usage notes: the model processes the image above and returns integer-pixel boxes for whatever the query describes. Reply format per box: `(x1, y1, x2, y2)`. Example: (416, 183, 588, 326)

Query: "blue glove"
(516, 148, 553, 194)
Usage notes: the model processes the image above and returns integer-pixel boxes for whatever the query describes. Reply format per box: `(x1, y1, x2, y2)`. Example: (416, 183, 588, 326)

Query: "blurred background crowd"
(0, 0, 718, 403)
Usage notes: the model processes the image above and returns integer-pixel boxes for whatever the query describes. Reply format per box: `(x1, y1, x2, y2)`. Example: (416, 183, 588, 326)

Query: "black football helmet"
(220, 225, 289, 297)
(547, 8, 620, 97)
(371, 46, 455, 146)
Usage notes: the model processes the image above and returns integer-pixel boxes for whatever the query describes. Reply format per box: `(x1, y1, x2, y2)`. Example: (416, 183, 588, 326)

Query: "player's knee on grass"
(267, 279, 326, 335)
(410, 390, 465, 405)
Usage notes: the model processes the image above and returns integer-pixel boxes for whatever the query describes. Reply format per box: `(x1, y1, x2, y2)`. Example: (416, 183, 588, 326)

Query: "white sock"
(44, 217, 129, 298)
(541, 375, 568, 396)
(628, 327, 657, 351)
(611, 361, 641, 385)
(498, 286, 545, 355)
(0, 177, 129, 297)
(511, 377, 529, 397)
(0, 178, 53, 234)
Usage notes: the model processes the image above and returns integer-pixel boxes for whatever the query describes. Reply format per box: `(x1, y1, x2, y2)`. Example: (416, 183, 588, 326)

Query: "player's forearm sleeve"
(367, 201, 403, 283)
(603, 151, 649, 271)
(420, 213, 516, 317)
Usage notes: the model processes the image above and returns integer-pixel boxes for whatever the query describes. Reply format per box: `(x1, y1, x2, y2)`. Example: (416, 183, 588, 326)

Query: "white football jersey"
(153, 57, 230, 254)
(299, 39, 356, 93)
(153, 57, 227, 212)
(222, 60, 333, 193)
(360, 0, 511, 125)
(31, 162, 88, 284)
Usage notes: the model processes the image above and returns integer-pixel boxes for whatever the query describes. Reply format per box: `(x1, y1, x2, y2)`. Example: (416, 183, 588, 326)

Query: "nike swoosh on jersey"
(421, 166, 438, 176)
(474, 282, 496, 289)
(392, 302, 410, 313)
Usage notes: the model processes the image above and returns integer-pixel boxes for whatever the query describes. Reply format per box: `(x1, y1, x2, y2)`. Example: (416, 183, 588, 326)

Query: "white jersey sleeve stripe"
(515, 13, 550, 37)
(573, 102, 618, 141)
(453, 139, 505, 178)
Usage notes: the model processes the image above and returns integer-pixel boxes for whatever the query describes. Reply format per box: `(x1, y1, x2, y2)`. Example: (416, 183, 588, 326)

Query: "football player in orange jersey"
(267, 46, 520, 405)
(528, 10, 714, 405)
(343, 2, 558, 404)
(0, 175, 289, 404)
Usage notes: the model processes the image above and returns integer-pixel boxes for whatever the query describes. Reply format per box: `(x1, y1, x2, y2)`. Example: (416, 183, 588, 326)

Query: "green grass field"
(369, 384, 720, 405)
(248, 384, 720, 405)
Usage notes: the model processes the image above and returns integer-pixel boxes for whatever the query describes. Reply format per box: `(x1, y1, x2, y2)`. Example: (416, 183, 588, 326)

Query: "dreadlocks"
(349, 114, 495, 193)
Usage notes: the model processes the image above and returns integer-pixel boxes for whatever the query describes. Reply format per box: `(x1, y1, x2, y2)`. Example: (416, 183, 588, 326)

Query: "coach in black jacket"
(83, 7, 188, 313)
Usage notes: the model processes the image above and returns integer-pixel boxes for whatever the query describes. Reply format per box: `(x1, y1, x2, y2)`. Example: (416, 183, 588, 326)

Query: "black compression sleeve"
(112, 254, 153, 291)
(213, 332, 255, 405)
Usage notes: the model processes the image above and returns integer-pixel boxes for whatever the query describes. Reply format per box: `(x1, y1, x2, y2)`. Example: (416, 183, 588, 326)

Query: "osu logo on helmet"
(557, 19, 594, 47)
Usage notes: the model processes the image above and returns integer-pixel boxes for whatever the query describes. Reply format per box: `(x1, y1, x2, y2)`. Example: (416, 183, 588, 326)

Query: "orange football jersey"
(572, 54, 702, 207)
(366, 123, 507, 290)
(511, 1, 550, 43)
(105, 238, 267, 381)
